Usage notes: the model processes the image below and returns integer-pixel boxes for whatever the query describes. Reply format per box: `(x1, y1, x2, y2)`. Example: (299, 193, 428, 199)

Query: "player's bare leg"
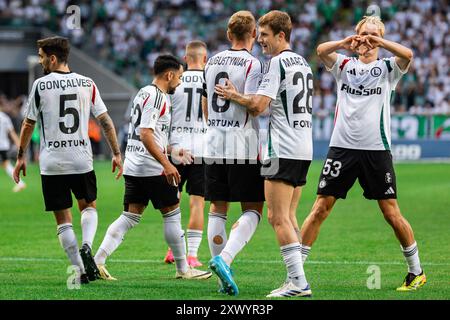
(54, 209, 88, 284)
(77, 199, 100, 281)
(289, 187, 303, 242)
(186, 195, 205, 267)
(378, 199, 426, 291)
(94, 203, 145, 280)
(265, 180, 310, 297)
(161, 203, 211, 280)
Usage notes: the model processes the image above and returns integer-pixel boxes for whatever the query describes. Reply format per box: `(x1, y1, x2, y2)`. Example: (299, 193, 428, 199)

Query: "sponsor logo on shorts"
(385, 172, 392, 183)
(319, 179, 327, 189)
(384, 187, 395, 195)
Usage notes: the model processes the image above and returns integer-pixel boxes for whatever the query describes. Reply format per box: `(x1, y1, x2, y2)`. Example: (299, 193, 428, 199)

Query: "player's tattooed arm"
(97, 112, 121, 155)
(16, 118, 36, 159)
(97, 112, 123, 179)
(13, 118, 35, 183)
(215, 80, 271, 116)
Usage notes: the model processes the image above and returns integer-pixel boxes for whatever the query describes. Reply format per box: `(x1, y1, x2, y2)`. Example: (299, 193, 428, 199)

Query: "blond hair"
(228, 11, 256, 41)
(355, 16, 385, 37)
(258, 10, 292, 42)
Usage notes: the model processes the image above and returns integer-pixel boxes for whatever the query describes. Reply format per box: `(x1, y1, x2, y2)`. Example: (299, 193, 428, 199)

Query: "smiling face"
(258, 25, 282, 56)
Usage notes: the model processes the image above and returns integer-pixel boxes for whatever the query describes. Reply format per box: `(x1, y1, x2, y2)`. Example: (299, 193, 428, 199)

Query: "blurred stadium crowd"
(0, 0, 449, 121)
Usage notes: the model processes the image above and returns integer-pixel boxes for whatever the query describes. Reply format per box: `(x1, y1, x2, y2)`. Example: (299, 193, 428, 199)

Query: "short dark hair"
(153, 54, 183, 76)
(37, 36, 70, 64)
(258, 10, 292, 42)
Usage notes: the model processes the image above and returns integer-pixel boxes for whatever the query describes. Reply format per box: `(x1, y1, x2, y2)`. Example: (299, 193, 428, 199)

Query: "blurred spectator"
(0, 0, 448, 115)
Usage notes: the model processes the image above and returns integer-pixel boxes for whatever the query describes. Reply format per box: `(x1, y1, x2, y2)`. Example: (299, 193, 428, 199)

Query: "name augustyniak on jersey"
(340, 83, 382, 96)
(207, 56, 250, 67)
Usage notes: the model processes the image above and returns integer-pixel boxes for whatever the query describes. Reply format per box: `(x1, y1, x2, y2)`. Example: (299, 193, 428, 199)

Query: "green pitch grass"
(0, 161, 449, 300)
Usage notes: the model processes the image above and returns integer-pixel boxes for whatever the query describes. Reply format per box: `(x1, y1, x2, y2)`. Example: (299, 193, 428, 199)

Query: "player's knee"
(311, 202, 330, 222)
(268, 213, 290, 228)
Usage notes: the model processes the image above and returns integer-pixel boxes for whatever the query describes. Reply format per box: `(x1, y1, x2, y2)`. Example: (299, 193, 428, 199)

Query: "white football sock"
(220, 210, 260, 266)
(401, 242, 422, 275)
(80, 207, 98, 249)
(301, 244, 311, 263)
(207, 212, 228, 258)
(163, 207, 188, 273)
(187, 229, 203, 257)
(57, 223, 85, 274)
(280, 242, 308, 289)
(94, 211, 141, 265)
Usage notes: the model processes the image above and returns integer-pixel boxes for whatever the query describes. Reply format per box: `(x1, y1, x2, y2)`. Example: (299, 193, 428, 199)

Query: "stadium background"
(0, 0, 449, 300)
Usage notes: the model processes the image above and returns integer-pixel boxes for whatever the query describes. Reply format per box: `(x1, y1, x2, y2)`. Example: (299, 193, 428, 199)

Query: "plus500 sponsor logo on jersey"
(340, 83, 382, 96)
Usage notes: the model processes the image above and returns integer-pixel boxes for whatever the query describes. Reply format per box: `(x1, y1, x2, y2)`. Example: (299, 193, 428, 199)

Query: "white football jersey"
(257, 50, 313, 161)
(0, 111, 13, 151)
(25, 71, 107, 175)
(169, 70, 206, 158)
(204, 49, 263, 160)
(328, 54, 409, 150)
(124, 84, 171, 177)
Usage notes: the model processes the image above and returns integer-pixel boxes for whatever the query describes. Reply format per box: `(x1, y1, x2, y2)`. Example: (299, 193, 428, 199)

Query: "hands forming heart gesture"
(341, 35, 382, 56)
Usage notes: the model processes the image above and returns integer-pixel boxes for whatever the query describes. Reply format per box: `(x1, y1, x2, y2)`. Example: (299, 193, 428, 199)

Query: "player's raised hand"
(341, 35, 362, 52)
(13, 158, 26, 183)
(215, 79, 237, 100)
(163, 163, 181, 187)
(112, 153, 123, 180)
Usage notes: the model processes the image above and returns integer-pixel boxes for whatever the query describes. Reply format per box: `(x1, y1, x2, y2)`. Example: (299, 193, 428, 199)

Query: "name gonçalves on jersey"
(257, 49, 314, 162)
(124, 84, 171, 177)
(328, 53, 409, 151)
(204, 49, 263, 160)
(25, 71, 107, 175)
(169, 70, 206, 159)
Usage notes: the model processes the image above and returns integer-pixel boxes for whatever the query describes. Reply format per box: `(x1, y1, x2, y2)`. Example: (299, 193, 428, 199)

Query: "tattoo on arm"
(98, 113, 121, 155)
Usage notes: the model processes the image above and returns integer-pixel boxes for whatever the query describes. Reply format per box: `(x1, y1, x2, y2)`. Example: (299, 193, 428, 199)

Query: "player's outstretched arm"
(13, 118, 35, 183)
(363, 35, 413, 71)
(215, 80, 271, 116)
(140, 128, 181, 186)
(317, 35, 362, 69)
(97, 112, 123, 179)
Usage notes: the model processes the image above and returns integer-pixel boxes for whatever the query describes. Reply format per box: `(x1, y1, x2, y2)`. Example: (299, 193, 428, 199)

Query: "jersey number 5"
(59, 94, 80, 134)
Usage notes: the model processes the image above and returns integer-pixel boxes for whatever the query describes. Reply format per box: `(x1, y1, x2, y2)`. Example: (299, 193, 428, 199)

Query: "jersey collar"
(53, 70, 72, 74)
(229, 48, 250, 53)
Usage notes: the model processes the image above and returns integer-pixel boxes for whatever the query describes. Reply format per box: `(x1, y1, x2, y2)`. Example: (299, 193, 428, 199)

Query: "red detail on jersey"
(160, 102, 166, 117)
(244, 112, 249, 126)
(245, 60, 253, 79)
(339, 59, 350, 71)
(334, 104, 339, 125)
(142, 95, 150, 108)
(91, 84, 96, 105)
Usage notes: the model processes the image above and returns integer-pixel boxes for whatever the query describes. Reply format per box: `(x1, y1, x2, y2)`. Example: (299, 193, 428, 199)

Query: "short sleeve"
(140, 90, 162, 130)
(24, 80, 40, 121)
(244, 59, 263, 95)
(90, 81, 108, 117)
(4, 113, 13, 131)
(385, 57, 410, 89)
(256, 58, 280, 100)
(326, 53, 347, 79)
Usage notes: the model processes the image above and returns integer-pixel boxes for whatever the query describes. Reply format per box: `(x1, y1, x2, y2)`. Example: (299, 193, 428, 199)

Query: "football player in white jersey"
(164, 41, 208, 268)
(13, 37, 123, 284)
(93, 55, 212, 281)
(216, 11, 313, 298)
(0, 110, 26, 192)
(203, 11, 265, 296)
(299, 15, 426, 292)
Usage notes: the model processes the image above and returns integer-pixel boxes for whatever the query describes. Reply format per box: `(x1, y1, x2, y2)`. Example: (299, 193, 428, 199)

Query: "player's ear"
(252, 28, 256, 39)
(226, 30, 232, 42)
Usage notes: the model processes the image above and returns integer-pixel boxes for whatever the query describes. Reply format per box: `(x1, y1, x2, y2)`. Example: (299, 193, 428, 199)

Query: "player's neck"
(273, 44, 291, 57)
(186, 63, 203, 71)
(52, 64, 70, 73)
(152, 79, 168, 93)
(230, 40, 252, 53)
(358, 54, 378, 64)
